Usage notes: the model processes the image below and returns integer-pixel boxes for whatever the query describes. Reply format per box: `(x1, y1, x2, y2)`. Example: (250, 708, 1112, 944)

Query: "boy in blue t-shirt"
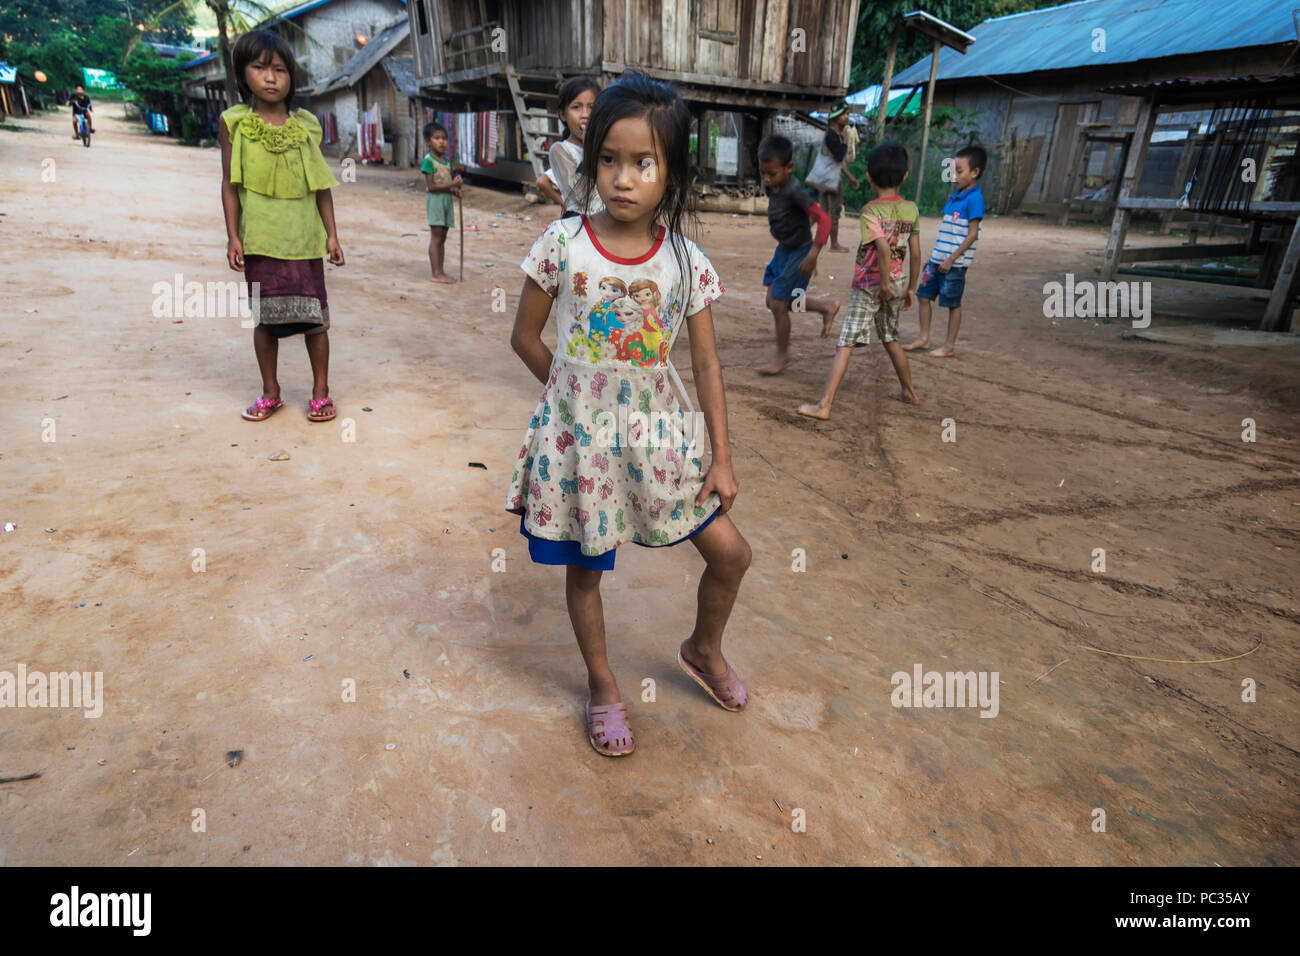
(903, 145, 985, 358)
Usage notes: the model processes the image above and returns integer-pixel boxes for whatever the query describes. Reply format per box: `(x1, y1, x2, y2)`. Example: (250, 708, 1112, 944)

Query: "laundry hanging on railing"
(318, 111, 338, 145)
(426, 109, 499, 167)
(357, 104, 385, 162)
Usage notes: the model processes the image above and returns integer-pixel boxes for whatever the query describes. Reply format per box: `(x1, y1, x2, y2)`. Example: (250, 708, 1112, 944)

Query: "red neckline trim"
(582, 215, 666, 265)
(873, 194, 903, 201)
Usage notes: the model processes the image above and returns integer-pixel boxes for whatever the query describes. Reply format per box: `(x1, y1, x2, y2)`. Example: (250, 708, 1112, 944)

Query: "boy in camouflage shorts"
(797, 142, 921, 418)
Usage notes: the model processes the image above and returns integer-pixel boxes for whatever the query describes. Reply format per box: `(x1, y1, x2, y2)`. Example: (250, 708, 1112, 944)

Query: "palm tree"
(138, 0, 281, 107)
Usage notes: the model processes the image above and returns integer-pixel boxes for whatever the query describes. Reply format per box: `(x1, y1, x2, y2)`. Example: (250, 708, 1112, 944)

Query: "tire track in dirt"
(880, 475, 1300, 536)
(1142, 673, 1300, 763)
(934, 418, 1281, 469)
(921, 363, 1300, 469)
(907, 533, 1300, 626)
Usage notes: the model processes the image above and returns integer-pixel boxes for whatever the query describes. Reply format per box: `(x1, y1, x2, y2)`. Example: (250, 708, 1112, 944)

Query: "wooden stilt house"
(405, 0, 860, 187)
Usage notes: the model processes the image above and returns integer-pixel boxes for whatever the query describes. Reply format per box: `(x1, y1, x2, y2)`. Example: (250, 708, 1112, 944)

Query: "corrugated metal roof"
(182, 51, 218, 70)
(893, 0, 1297, 86)
(146, 41, 208, 58)
(313, 15, 408, 93)
(266, 0, 346, 23)
(313, 16, 409, 94)
(263, 0, 404, 27)
(1098, 72, 1300, 100)
(382, 56, 418, 98)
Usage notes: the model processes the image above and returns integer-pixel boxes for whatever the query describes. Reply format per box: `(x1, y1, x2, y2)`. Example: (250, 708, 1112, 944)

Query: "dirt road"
(1, 106, 1297, 865)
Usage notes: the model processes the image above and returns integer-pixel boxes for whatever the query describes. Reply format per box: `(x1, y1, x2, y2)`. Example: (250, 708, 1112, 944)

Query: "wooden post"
(1058, 132, 1089, 227)
(876, 24, 900, 142)
(998, 90, 1014, 143)
(1100, 96, 1157, 281)
(1262, 215, 1300, 331)
(1160, 127, 1198, 234)
(912, 38, 941, 209)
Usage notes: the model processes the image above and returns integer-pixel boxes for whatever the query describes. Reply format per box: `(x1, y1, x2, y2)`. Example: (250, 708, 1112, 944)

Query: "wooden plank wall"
(511, 0, 601, 71)
(441, 0, 860, 90)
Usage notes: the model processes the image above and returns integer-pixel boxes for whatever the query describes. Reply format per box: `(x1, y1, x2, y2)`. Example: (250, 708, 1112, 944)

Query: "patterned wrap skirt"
(244, 254, 329, 338)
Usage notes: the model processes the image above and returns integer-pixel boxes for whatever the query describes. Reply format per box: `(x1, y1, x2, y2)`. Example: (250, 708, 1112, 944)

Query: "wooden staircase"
(505, 65, 566, 179)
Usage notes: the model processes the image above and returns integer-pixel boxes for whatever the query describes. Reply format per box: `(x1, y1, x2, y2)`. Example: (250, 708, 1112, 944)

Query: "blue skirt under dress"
(519, 507, 719, 571)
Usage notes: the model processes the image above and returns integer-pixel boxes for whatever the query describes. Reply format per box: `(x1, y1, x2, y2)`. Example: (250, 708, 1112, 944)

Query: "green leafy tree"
(117, 44, 187, 112)
(0, 1, 128, 47)
(6, 31, 87, 90)
(82, 16, 137, 70)
(143, 1, 278, 108)
(136, 0, 198, 44)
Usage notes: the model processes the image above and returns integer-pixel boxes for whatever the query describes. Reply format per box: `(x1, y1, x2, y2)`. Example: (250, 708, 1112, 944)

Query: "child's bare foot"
(895, 389, 921, 405)
(829, 243, 850, 253)
(431, 274, 457, 284)
(902, 339, 931, 352)
(929, 346, 956, 358)
(796, 401, 830, 420)
(821, 300, 841, 337)
(757, 355, 793, 375)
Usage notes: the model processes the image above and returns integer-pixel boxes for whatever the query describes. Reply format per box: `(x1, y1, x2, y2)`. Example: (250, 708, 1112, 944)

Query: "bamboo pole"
(913, 38, 941, 208)
(876, 24, 900, 141)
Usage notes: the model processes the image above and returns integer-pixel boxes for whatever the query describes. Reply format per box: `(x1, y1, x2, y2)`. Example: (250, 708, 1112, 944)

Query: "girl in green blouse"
(220, 30, 344, 423)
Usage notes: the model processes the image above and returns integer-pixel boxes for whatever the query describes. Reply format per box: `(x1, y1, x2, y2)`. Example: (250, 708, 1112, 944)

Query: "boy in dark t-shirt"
(756, 134, 839, 375)
(70, 85, 94, 139)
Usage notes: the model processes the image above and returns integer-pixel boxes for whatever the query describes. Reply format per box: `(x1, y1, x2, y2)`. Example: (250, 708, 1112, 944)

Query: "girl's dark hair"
(576, 70, 698, 302)
(232, 30, 298, 108)
(556, 75, 600, 140)
(422, 122, 446, 140)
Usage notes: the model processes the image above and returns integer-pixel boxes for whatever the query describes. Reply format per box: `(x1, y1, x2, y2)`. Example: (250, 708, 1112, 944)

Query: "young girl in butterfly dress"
(506, 72, 752, 757)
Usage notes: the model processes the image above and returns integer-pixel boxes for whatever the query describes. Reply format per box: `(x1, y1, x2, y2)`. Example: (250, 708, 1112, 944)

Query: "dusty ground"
(2, 106, 1297, 866)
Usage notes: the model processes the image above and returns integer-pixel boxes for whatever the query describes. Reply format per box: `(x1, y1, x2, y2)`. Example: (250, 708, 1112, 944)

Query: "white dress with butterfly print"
(506, 216, 725, 556)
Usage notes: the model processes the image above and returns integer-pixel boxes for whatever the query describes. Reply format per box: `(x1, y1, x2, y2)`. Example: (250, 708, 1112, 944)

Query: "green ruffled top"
(222, 104, 340, 260)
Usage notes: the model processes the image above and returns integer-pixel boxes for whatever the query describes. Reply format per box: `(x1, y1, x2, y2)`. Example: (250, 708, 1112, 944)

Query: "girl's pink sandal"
(678, 641, 748, 711)
(308, 396, 336, 422)
(586, 700, 635, 756)
(242, 395, 284, 421)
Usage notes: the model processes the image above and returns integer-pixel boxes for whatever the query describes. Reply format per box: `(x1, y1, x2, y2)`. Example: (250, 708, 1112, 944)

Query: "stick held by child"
(422, 122, 462, 284)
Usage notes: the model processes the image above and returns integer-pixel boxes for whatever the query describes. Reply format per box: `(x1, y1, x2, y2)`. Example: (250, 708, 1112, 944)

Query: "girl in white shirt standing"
(540, 76, 603, 219)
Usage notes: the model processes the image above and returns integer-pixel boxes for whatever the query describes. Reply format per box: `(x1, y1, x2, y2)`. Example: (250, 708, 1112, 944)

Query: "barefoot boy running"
(797, 143, 920, 418)
(422, 122, 462, 284)
(903, 145, 985, 357)
(756, 134, 838, 375)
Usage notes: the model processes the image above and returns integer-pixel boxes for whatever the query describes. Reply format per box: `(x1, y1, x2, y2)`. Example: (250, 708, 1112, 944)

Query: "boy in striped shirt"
(903, 145, 985, 358)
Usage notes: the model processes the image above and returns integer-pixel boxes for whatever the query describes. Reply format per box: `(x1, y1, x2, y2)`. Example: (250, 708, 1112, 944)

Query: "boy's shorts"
(813, 186, 843, 225)
(427, 192, 455, 228)
(916, 262, 967, 308)
(839, 280, 906, 348)
(763, 242, 814, 301)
